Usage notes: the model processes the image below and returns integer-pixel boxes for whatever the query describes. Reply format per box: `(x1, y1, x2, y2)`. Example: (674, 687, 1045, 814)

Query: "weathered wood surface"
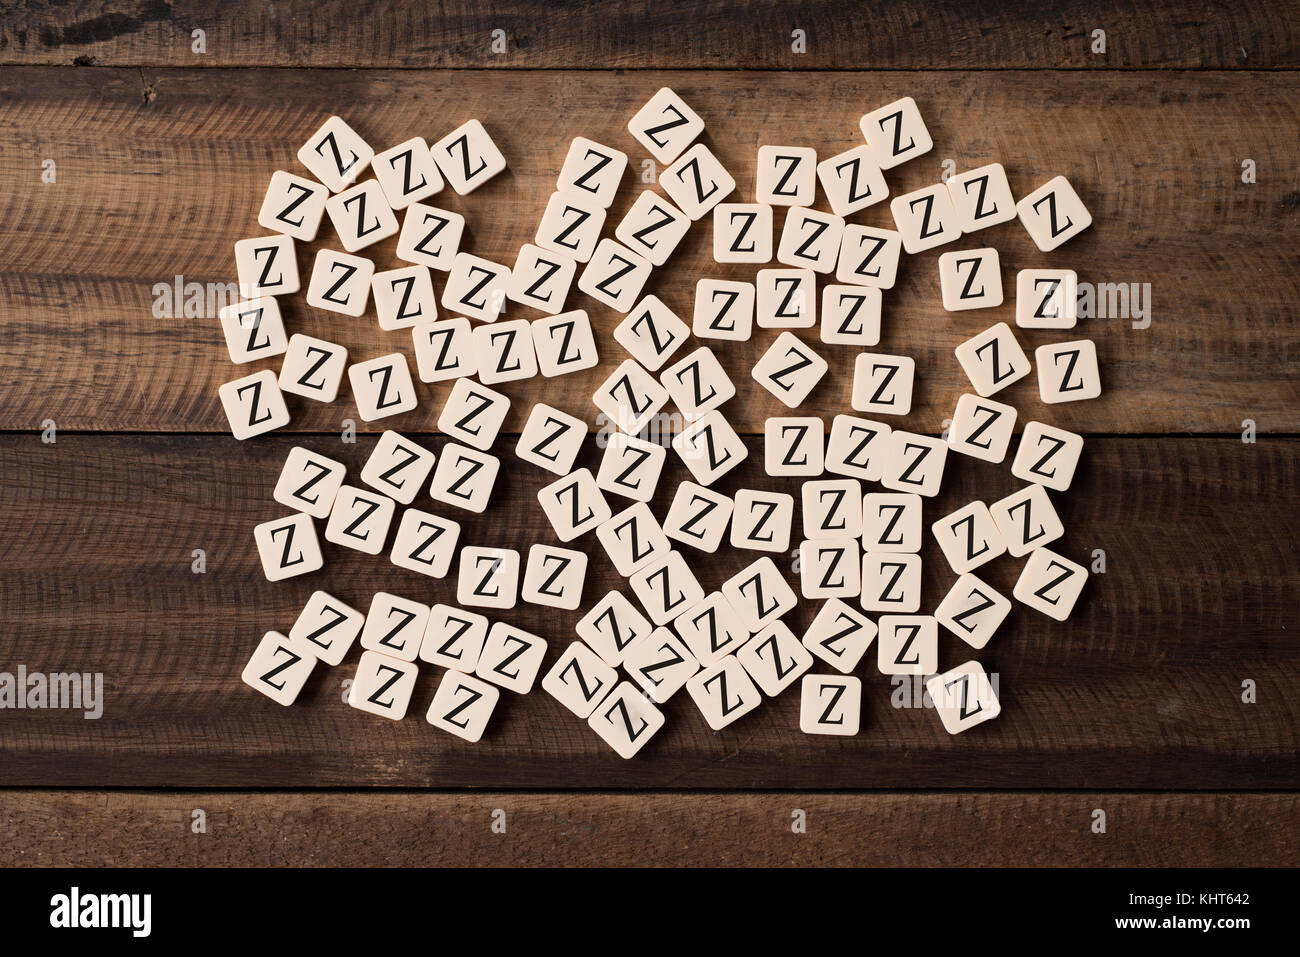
(0, 67, 1296, 434)
(1, 0, 1294, 69)
(2, 790, 1294, 867)
(0, 433, 1294, 788)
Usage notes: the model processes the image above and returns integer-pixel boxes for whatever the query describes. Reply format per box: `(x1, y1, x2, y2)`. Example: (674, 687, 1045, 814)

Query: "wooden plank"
(2, 0, 1295, 69)
(1, 67, 1296, 435)
(0, 433, 1295, 788)
(1, 790, 1294, 867)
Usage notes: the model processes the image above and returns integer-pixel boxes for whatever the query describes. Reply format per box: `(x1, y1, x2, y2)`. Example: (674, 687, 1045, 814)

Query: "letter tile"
(1010, 422, 1084, 491)
(712, 202, 773, 263)
(947, 393, 1017, 463)
(472, 318, 537, 385)
(799, 674, 861, 735)
(290, 590, 364, 666)
(799, 537, 862, 600)
(879, 431, 948, 497)
(801, 478, 863, 539)
(361, 430, 436, 503)
(722, 556, 797, 632)
(431, 119, 506, 195)
(508, 243, 577, 315)
(325, 179, 399, 253)
(596, 501, 671, 576)
(536, 190, 606, 263)
(325, 484, 396, 555)
(1016, 268, 1078, 329)
(738, 621, 814, 696)
(396, 203, 465, 271)
(370, 264, 437, 331)
(235, 234, 299, 299)
(588, 681, 666, 758)
(730, 489, 794, 553)
(596, 433, 667, 503)
(306, 248, 372, 316)
(820, 285, 881, 346)
(258, 170, 329, 241)
(825, 414, 891, 481)
(1013, 547, 1087, 620)
(629, 550, 706, 625)
(442, 252, 511, 323)
(835, 225, 902, 289)
(623, 627, 700, 703)
(420, 605, 489, 671)
(661, 141, 735, 220)
(219, 296, 287, 365)
(816, 145, 888, 217)
(371, 136, 444, 209)
(663, 481, 734, 552)
(412, 316, 476, 383)
(765, 416, 825, 477)
(242, 631, 317, 706)
(934, 573, 1011, 650)
(672, 409, 749, 485)
(875, 615, 937, 675)
(752, 332, 827, 407)
(389, 508, 461, 579)
(348, 352, 418, 421)
(427, 670, 500, 742)
(537, 467, 611, 540)
(1035, 339, 1102, 403)
(274, 446, 345, 519)
(860, 96, 932, 169)
(661, 345, 735, 419)
(532, 309, 600, 377)
(615, 295, 690, 370)
(577, 591, 653, 667)
(521, 543, 588, 610)
(850, 352, 913, 416)
(861, 492, 922, 553)
(686, 656, 761, 731)
(860, 553, 922, 613)
(279, 333, 348, 402)
(756, 145, 817, 206)
(776, 207, 845, 274)
(298, 116, 372, 192)
(802, 599, 876, 674)
(756, 268, 817, 328)
(359, 591, 431, 662)
(428, 443, 500, 513)
(457, 547, 522, 611)
(438, 378, 511, 450)
(542, 641, 618, 719)
(627, 87, 705, 165)
(615, 190, 691, 265)
(1016, 175, 1091, 251)
(953, 322, 1031, 397)
(219, 368, 290, 440)
(889, 183, 960, 254)
(693, 278, 756, 341)
(673, 592, 750, 665)
(348, 651, 418, 721)
(515, 403, 587, 475)
(926, 661, 1001, 734)
(989, 484, 1064, 557)
(946, 163, 1017, 233)
(577, 239, 652, 313)
(938, 247, 1003, 311)
(931, 500, 1007, 574)
(253, 512, 324, 582)
(557, 136, 628, 208)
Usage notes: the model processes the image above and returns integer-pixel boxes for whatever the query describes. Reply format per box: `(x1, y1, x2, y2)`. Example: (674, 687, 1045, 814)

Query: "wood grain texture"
(1, 0, 1295, 69)
(2, 791, 1294, 866)
(0, 433, 1295, 788)
(1, 67, 1296, 434)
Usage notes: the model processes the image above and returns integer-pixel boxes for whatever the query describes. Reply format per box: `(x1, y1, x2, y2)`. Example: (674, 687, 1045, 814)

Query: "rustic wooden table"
(0, 1, 1296, 866)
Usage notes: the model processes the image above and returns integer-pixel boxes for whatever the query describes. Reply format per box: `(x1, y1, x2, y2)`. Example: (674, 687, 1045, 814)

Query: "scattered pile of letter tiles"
(222, 88, 1096, 756)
